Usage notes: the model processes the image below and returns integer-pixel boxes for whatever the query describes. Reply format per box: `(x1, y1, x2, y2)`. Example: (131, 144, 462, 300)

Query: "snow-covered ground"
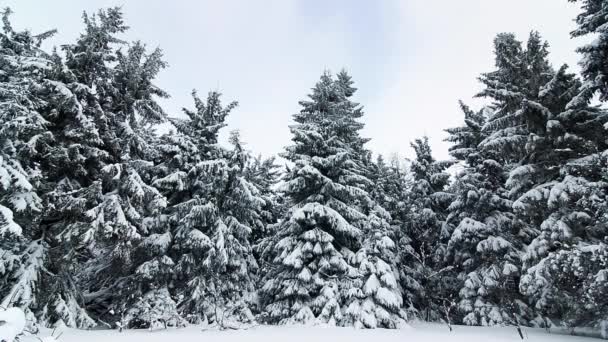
(20, 323, 604, 342)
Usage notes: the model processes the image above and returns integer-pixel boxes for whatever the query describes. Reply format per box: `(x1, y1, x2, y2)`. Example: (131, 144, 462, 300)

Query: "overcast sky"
(4, 1, 586, 160)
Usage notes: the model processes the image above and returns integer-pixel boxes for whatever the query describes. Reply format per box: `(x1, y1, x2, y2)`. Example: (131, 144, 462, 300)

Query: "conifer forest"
(2, 1, 608, 340)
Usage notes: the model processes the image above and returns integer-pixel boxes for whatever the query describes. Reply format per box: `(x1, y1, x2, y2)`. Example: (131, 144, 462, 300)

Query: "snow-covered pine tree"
(93, 41, 170, 327)
(154, 92, 262, 328)
(332, 72, 406, 328)
(32, 8, 170, 327)
(261, 71, 403, 328)
(369, 155, 419, 314)
(196, 130, 263, 328)
(445, 102, 529, 326)
(0, 8, 55, 326)
(568, 0, 608, 104)
(260, 72, 364, 326)
(477, 32, 553, 165)
(473, 31, 607, 327)
(247, 154, 284, 307)
(516, 64, 608, 329)
(246, 155, 283, 247)
(152, 90, 234, 325)
(519, 152, 608, 330)
(124, 288, 184, 330)
(343, 205, 405, 328)
(471, 32, 556, 326)
(400, 136, 454, 321)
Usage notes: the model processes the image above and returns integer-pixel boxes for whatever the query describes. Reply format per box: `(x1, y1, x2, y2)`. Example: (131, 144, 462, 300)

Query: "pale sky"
(4, 1, 586, 160)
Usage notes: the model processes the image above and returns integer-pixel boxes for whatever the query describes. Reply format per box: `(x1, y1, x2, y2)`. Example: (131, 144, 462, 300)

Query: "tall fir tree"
(471, 32, 552, 326)
(152, 90, 234, 325)
(371, 156, 419, 314)
(516, 65, 608, 329)
(0, 8, 57, 327)
(246, 154, 283, 248)
(261, 71, 404, 328)
(154, 91, 263, 328)
(568, 0, 608, 105)
(445, 102, 530, 326)
(477, 32, 553, 165)
(33, 8, 169, 327)
(400, 136, 453, 321)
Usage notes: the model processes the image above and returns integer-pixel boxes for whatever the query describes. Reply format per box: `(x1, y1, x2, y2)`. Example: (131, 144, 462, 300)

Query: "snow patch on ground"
(17, 323, 605, 342)
(0, 307, 26, 342)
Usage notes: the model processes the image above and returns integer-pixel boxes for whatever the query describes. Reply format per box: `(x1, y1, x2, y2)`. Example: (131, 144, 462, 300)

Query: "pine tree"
(197, 131, 263, 328)
(477, 32, 553, 165)
(568, 0, 608, 104)
(343, 206, 405, 328)
(471, 32, 565, 326)
(261, 72, 363, 325)
(33, 8, 169, 327)
(246, 155, 283, 248)
(400, 137, 453, 321)
(261, 71, 403, 328)
(124, 288, 185, 330)
(516, 65, 608, 328)
(0, 7, 50, 239)
(247, 154, 284, 311)
(371, 156, 418, 314)
(0, 8, 88, 329)
(152, 90, 228, 325)
(154, 92, 262, 327)
(445, 102, 529, 326)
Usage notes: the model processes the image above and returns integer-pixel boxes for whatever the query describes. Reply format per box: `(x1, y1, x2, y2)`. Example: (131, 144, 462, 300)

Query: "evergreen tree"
(261, 71, 403, 328)
(516, 65, 608, 329)
(445, 102, 529, 326)
(400, 137, 453, 321)
(470, 32, 553, 326)
(344, 206, 404, 328)
(246, 155, 283, 247)
(568, 0, 608, 104)
(0, 7, 50, 239)
(477, 32, 553, 164)
(371, 156, 418, 313)
(154, 92, 262, 328)
(0, 8, 95, 329)
(152, 90, 230, 325)
(123, 288, 184, 330)
(34, 8, 169, 327)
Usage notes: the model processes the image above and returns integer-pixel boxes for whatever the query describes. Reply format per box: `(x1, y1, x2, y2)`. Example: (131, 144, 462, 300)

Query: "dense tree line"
(1, 0, 608, 335)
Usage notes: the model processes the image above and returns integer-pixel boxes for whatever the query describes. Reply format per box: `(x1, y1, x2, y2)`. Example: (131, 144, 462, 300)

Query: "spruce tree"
(246, 154, 283, 261)
(343, 205, 404, 328)
(517, 65, 608, 329)
(154, 92, 262, 327)
(400, 137, 453, 321)
(0, 8, 54, 327)
(445, 102, 529, 326)
(476, 29, 608, 329)
(477, 32, 553, 165)
(33, 8, 169, 327)
(371, 156, 419, 313)
(152, 90, 230, 325)
(568, 0, 608, 104)
(261, 71, 403, 328)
